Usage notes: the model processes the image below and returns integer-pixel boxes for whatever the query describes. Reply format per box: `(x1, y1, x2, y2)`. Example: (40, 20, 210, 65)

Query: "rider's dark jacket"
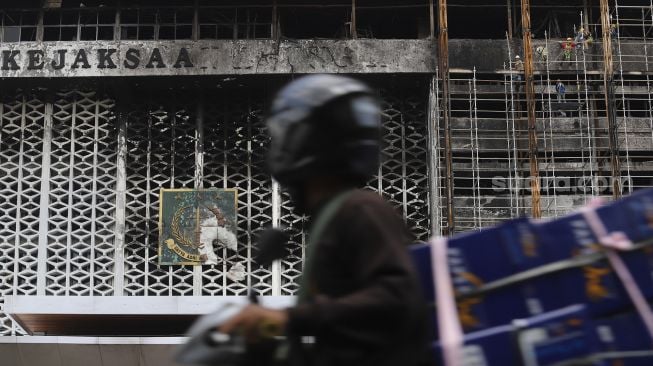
(286, 189, 430, 366)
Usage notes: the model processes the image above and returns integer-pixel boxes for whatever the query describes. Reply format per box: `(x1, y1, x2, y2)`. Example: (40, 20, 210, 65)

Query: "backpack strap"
(297, 190, 355, 303)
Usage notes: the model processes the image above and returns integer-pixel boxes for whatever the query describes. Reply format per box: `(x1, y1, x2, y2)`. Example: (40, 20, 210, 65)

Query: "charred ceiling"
(3, 1, 646, 42)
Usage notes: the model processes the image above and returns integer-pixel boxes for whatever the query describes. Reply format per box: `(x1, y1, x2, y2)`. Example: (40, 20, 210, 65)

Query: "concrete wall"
(0, 337, 185, 366)
(1, 38, 649, 78)
(448, 39, 653, 73)
(0, 39, 436, 77)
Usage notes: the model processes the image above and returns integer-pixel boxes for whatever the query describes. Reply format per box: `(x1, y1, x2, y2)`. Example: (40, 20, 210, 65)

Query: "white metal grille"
(46, 91, 117, 296)
(370, 88, 431, 241)
(0, 82, 432, 335)
(122, 105, 196, 296)
(1, 93, 45, 335)
(201, 95, 274, 296)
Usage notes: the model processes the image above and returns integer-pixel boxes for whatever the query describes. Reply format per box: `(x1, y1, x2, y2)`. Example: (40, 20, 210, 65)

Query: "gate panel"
(0, 80, 432, 334)
(46, 91, 117, 296)
(0, 93, 46, 335)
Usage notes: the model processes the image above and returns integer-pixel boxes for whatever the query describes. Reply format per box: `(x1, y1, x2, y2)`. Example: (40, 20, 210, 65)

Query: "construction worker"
(514, 55, 524, 71)
(555, 79, 567, 117)
(610, 24, 619, 40)
(561, 38, 574, 61)
(575, 27, 585, 49)
(536, 45, 548, 62)
(555, 80, 566, 102)
(512, 55, 524, 88)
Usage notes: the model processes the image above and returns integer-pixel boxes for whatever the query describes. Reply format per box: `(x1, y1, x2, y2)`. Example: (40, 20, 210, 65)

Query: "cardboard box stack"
(411, 189, 653, 366)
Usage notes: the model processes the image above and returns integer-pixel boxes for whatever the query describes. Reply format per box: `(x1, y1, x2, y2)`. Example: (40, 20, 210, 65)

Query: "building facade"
(0, 0, 652, 363)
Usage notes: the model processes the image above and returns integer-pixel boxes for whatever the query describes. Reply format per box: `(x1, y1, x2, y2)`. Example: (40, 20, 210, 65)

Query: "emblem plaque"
(158, 189, 238, 265)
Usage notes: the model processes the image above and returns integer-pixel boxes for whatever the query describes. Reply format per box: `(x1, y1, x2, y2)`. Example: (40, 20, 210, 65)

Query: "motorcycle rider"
(219, 74, 429, 366)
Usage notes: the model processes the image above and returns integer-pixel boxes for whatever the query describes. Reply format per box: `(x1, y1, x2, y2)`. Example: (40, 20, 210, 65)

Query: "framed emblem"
(158, 188, 238, 265)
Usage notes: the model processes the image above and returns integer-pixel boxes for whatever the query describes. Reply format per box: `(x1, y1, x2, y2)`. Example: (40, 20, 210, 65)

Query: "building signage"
(0, 47, 195, 72)
(159, 189, 238, 266)
(0, 39, 435, 77)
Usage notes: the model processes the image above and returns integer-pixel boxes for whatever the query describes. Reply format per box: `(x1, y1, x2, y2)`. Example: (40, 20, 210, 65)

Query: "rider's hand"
(218, 304, 288, 343)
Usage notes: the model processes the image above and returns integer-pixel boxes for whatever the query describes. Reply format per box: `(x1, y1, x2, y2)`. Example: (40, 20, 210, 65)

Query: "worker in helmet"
(610, 24, 619, 40)
(514, 55, 524, 71)
(219, 74, 429, 366)
(512, 55, 524, 91)
(575, 27, 585, 49)
(535, 45, 548, 62)
(562, 37, 574, 61)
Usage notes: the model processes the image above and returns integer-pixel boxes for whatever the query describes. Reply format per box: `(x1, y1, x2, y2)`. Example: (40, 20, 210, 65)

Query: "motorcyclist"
(219, 74, 429, 366)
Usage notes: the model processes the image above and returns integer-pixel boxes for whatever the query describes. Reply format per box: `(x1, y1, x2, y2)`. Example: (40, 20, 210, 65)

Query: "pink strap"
(581, 206, 653, 343)
(430, 236, 464, 366)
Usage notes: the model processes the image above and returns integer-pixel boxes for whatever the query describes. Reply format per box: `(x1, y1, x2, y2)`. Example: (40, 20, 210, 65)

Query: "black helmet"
(266, 74, 381, 188)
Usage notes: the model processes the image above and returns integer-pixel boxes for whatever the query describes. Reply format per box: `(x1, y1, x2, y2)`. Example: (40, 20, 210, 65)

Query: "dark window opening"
(279, 6, 350, 39)
(19, 27, 37, 41)
(80, 26, 97, 40)
(448, 1, 508, 39)
(98, 26, 114, 39)
(199, 7, 271, 40)
(1, 10, 39, 42)
(21, 12, 38, 25)
(3, 27, 21, 42)
(43, 28, 59, 42)
(61, 0, 119, 7)
(356, 2, 430, 39)
(60, 26, 77, 41)
(615, 6, 649, 39)
(529, 2, 600, 39)
(618, 94, 652, 118)
(139, 26, 155, 40)
(631, 175, 653, 191)
(43, 10, 79, 41)
(3, 0, 41, 9)
(120, 8, 156, 40)
(98, 10, 115, 24)
(198, 0, 270, 4)
(157, 8, 193, 40)
(41, 8, 116, 41)
(123, 0, 191, 5)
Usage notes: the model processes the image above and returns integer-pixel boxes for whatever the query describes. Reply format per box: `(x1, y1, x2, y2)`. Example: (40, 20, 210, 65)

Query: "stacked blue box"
(595, 309, 653, 366)
(608, 188, 653, 243)
(431, 304, 603, 366)
(411, 188, 653, 364)
(411, 219, 546, 334)
(533, 190, 653, 316)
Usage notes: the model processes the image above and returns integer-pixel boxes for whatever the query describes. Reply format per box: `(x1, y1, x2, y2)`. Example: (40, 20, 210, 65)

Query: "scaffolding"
(612, 0, 653, 193)
(433, 1, 653, 234)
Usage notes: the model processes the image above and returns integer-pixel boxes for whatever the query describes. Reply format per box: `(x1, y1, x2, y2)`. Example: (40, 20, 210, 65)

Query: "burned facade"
(0, 0, 652, 363)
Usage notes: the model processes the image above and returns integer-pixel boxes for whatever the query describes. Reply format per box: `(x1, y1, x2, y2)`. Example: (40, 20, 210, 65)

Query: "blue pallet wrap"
(595, 309, 653, 366)
(612, 189, 653, 243)
(432, 304, 602, 366)
(411, 220, 542, 335)
(412, 189, 653, 364)
(532, 204, 653, 316)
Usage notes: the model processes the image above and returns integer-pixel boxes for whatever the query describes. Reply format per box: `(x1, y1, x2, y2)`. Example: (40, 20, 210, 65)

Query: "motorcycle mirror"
(253, 227, 289, 267)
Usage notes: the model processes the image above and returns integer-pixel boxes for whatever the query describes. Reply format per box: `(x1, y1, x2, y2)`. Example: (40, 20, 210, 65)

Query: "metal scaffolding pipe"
(438, 0, 455, 234)
(600, 0, 622, 199)
(351, 0, 358, 39)
(521, 0, 541, 218)
(507, 0, 513, 41)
